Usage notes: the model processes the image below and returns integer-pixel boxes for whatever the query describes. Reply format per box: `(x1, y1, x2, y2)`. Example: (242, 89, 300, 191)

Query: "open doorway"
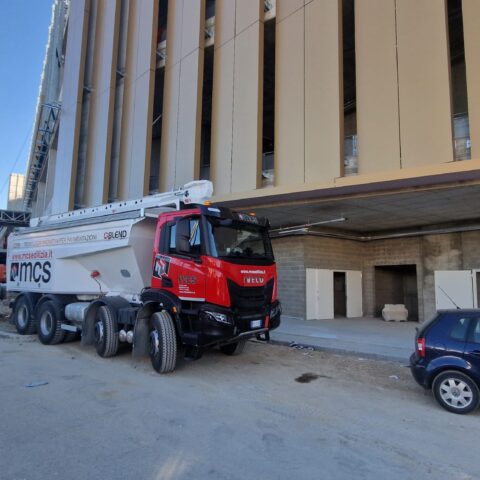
(334, 272, 346, 317)
(375, 265, 419, 321)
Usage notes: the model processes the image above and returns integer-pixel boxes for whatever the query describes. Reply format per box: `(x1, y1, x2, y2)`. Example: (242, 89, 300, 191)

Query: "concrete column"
(118, 0, 158, 200)
(305, 0, 343, 181)
(51, 0, 90, 213)
(84, 0, 120, 206)
(275, 2, 304, 186)
(396, 0, 453, 167)
(463, 0, 480, 160)
(355, 0, 401, 174)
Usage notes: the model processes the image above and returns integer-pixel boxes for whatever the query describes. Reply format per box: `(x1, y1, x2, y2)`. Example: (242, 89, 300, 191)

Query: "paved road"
(0, 322, 478, 480)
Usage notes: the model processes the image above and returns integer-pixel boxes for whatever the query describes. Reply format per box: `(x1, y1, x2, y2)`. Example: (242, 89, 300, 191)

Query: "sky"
(0, 0, 54, 210)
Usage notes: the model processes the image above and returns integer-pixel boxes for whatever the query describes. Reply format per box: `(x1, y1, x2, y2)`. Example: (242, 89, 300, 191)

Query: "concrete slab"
(271, 316, 417, 362)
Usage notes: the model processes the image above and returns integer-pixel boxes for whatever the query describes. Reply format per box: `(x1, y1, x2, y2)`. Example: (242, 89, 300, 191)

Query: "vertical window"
(262, 9, 276, 188)
(343, 0, 357, 176)
(150, 0, 169, 193)
(200, 0, 216, 180)
(448, 0, 470, 161)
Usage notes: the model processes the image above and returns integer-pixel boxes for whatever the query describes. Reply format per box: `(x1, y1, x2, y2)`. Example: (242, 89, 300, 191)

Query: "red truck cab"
(141, 204, 281, 356)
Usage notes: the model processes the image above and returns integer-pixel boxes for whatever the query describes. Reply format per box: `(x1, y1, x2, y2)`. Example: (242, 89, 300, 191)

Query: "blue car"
(410, 310, 480, 414)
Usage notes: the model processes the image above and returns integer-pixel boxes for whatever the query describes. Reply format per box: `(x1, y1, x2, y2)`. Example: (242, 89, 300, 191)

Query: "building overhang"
(213, 160, 480, 234)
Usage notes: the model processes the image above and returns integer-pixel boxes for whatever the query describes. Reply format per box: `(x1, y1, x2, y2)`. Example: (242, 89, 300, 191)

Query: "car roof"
(437, 309, 480, 314)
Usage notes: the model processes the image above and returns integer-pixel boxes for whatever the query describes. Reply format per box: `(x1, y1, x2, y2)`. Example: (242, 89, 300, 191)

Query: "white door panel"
(434, 270, 474, 310)
(346, 270, 363, 318)
(306, 269, 333, 320)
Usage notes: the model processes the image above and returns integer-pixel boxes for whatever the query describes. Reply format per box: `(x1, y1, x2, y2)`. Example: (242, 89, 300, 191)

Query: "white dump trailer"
(7, 181, 212, 299)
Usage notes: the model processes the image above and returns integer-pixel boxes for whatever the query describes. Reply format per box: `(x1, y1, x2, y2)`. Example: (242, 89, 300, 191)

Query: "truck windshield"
(206, 217, 274, 264)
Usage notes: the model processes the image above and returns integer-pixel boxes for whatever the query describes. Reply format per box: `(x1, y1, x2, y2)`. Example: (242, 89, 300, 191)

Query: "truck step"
(60, 324, 78, 332)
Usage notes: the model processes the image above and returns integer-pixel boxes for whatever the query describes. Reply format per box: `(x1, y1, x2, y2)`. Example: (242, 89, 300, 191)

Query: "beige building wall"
(118, 0, 158, 200)
(355, 0, 401, 174)
(160, 0, 206, 191)
(396, 0, 453, 168)
(275, 3, 305, 187)
(84, 0, 120, 206)
(231, 1, 263, 192)
(305, 0, 343, 181)
(463, 0, 480, 160)
(51, 0, 90, 214)
(210, 0, 236, 194)
(210, 0, 263, 195)
(48, 0, 480, 212)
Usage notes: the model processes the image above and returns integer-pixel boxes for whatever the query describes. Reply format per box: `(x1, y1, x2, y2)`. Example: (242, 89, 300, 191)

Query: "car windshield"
(206, 218, 274, 262)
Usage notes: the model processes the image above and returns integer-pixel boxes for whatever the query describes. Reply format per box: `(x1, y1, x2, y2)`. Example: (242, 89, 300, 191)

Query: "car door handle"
(162, 277, 173, 288)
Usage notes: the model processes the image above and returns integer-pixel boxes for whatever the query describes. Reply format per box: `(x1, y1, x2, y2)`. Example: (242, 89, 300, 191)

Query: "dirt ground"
(1, 315, 478, 480)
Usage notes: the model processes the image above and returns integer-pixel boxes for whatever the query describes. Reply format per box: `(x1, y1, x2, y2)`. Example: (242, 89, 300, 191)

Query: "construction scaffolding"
(22, 102, 60, 211)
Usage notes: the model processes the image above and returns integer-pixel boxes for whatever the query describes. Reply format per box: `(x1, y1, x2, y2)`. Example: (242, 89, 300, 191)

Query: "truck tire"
(36, 300, 66, 345)
(220, 339, 247, 356)
(13, 295, 37, 335)
(149, 311, 177, 374)
(94, 306, 119, 358)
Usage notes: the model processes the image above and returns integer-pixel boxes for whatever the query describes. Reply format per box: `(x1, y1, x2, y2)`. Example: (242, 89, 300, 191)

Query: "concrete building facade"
(26, 0, 480, 323)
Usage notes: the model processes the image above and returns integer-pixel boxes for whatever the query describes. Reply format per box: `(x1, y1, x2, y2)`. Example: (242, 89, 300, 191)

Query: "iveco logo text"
(243, 276, 265, 285)
(104, 230, 128, 240)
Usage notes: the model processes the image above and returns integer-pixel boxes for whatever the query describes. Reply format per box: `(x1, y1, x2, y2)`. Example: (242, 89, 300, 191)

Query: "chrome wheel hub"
(150, 330, 159, 356)
(40, 311, 53, 336)
(17, 305, 28, 329)
(95, 321, 104, 344)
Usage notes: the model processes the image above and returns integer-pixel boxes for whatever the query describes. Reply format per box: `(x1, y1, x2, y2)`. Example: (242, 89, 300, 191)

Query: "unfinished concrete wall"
(273, 235, 365, 319)
(461, 231, 480, 270)
(271, 237, 306, 319)
(421, 234, 463, 321)
(273, 231, 480, 323)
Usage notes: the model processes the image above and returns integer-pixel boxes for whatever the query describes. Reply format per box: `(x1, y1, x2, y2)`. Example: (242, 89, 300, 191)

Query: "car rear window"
(449, 317, 470, 341)
(472, 319, 480, 344)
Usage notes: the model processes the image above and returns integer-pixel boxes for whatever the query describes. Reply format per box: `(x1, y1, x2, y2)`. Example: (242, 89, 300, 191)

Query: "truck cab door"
(153, 216, 206, 301)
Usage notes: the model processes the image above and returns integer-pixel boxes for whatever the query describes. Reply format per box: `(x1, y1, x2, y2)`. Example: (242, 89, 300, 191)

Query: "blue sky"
(0, 0, 54, 209)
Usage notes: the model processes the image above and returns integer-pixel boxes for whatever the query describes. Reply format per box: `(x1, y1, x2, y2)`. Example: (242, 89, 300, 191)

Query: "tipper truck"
(6, 181, 281, 373)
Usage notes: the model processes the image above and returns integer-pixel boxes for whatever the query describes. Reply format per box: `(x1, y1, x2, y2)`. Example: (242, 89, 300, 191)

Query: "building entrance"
(375, 265, 419, 321)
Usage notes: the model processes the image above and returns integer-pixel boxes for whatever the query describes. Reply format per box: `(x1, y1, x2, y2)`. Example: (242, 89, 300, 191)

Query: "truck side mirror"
(175, 219, 191, 255)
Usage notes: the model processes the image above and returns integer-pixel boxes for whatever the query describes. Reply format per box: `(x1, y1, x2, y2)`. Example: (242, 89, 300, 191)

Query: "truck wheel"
(94, 306, 119, 358)
(36, 300, 66, 345)
(13, 295, 36, 335)
(220, 339, 247, 356)
(149, 311, 177, 374)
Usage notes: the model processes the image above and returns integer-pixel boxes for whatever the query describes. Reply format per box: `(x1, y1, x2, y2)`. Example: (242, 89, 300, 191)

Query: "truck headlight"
(204, 310, 233, 325)
(270, 302, 281, 318)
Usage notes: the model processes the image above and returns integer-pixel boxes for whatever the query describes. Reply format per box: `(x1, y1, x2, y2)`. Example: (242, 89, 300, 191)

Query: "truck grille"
(227, 279, 274, 315)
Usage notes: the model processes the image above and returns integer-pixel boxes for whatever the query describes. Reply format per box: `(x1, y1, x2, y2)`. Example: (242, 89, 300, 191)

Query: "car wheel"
(36, 300, 66, 345)
(13, 295, 36, 335)
(149, 311, 177, 374)
(94, 306, 119, 358)
(219, 339, 247, 356)
(432, 370, 480, 414)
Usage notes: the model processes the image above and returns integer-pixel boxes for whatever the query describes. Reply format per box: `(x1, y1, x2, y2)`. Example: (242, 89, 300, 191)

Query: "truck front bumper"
(185, 300, 281, 347)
